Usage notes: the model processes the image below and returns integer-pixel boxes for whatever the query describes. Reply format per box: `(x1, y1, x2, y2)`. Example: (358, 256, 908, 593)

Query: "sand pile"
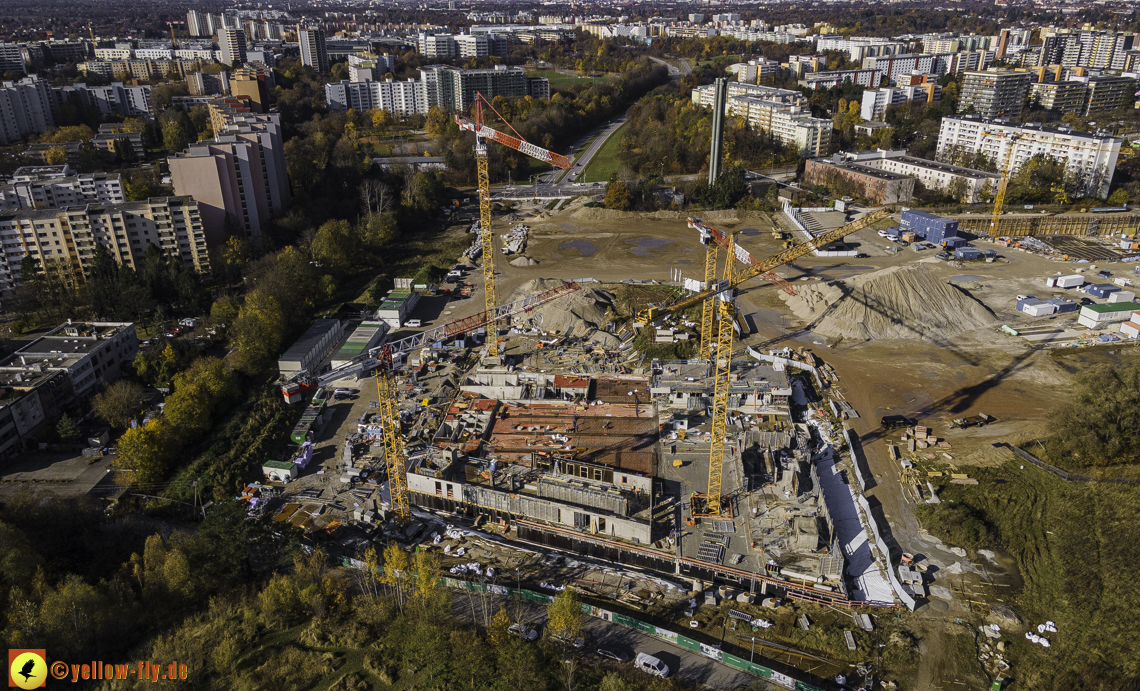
(505, 278, 616, 341)
(779, 264, 997, 342)
(510, 256, 540, 266)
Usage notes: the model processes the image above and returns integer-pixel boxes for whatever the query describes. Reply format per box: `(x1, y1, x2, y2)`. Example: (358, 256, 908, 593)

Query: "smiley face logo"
(8, 650, 46, 689)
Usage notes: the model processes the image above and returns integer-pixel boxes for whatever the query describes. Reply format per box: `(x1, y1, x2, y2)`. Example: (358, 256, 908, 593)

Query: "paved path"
(494, 110, 629, 198)
(650, 56, 692, 77)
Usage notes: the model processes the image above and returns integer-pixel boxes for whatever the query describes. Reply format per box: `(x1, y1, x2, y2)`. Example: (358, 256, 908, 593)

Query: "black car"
(1080, 297, 1095, 305)
(596, 648, 629, 663)
(881, 415, 915, 429)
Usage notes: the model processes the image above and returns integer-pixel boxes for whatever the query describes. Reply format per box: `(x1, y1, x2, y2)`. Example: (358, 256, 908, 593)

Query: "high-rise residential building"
(298, 27, 329, 73)
(168, 112, 289, 243)
(0, 166, 125, 211)
(1029, 80, 1088, 115)
(419, 65, 531, 112)
(1038, 29, 1135, 70)
(230, 62, 274, 113)
(814, 37, 906, 62)
(347, 53, 395, 82)
(692, 83, 832, 157)
(0, 196, 210, 292)
(996, 28, 1032, 58)
(1083, 76, 1137, 115)
(0, 43, 27, 75)
(0, 76, 56, 145)
(862, 54, 949, 85)
(936, 116, 1120, 198)
(57, 82, 153, 118)
(325, 79, 426, 115)
(860, 84, 942, 121)
(219, 28, 247, 66)
(187, 10, 208, 37)
(456, 34, 490, 59)
(187, 70, 230, 97)
(418, 33, 458, 59)
(957, 69, 1032, 118)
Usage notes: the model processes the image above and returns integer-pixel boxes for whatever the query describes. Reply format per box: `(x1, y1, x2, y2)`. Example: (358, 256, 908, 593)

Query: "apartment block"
(814, 37, 906, 62)
(347, 53, 395, 82)
(418, 33, 458, 59)
(325, 79, 426, 116)
(727, 58, 783, 85)
(936, 116, 1120, 198)
(187, 10, 209, 37)
(187, 70, 230, 97)
(0, 43, 27, 74)
(299, 27, 329, 73)
(230, 63, 274, 113)
(1083, 76, 1136, 114)
(0, 166, 125, 211)
(799, 69, 881, 90)
(54, 82, 153, 118)
(958, 69, 1032, 118)
(862, 54, 949, 85)
(0, 76, 56, 145)
(420, 65, 530, 113)
(692, 84, 831, 157)
(860, 84, 942, 121)
(92, 123, 145, 160)
(1029, 80, 1088, 115)
(0, 196, 210, 293)
(802, 157, 914, 204)
(219, 28, 247, 66)
(815, 149, 999, 203)
(1038, 29, 1135, 70)
(168, 113, 289, 244)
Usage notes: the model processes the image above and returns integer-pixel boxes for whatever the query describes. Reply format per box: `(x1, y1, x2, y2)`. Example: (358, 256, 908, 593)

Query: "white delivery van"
(634, 653, 669, 678)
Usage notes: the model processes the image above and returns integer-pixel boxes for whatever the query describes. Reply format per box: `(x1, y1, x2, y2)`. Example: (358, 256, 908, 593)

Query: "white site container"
(1024, 302, 1057, 317)
(1056, 275, 1085, 289)
(1108, 290, 1136, 303)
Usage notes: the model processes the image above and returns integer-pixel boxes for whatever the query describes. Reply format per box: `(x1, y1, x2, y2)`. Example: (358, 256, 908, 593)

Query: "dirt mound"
(570, 207, 641, 221)
(779, 264, 997, 342)
(509, 256, 539, 266)
(505, 279, 615, 338)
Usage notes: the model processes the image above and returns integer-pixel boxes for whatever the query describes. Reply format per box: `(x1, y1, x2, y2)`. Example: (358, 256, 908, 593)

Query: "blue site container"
(1046, 298, 1079, 313)
(955, 247, 983, 260)
(944, 236, 968, 249)
(901, 210, 959, 244)
(1016, 297, 1039, 311)
(1086, 283, 1119, 299)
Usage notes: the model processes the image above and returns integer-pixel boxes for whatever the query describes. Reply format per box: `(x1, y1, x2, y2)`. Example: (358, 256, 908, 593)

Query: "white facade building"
(325, 79, 426, 116)
(936, 116, 1120, 199)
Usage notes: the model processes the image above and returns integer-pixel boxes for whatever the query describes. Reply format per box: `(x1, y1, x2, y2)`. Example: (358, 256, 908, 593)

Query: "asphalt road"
(493, 112, 629, 199)
(650, 56, 693, 78)
(450, 595, 761, 689)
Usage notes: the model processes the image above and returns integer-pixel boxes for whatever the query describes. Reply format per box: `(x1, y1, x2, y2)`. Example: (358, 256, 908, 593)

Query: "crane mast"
(640, 209, 892, 324)
(455, 94, 573, 357)
(705, 234, 736, 516)
(375, 345, 410, 526)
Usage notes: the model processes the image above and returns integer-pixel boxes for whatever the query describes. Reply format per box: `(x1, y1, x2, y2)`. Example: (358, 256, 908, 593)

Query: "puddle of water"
(683, 247, 695, 252)
(740, 228, 760, 236)
(628, 237, 675, 257)
(558, 240, 597, 256)
(950, 275, 985, 283)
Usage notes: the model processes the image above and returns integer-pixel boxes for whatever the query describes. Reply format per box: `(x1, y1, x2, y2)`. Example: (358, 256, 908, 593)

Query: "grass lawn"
(578, 122, 626, 183)
(916, 459, 1140, 688)
(526, 70, 611, 89)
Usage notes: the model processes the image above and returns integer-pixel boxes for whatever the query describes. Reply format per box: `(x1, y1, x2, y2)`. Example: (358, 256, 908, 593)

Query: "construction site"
(247, 90, 1140, 690)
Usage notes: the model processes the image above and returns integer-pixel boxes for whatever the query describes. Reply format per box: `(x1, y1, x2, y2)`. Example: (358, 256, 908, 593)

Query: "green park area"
(578, 123, 626, 183)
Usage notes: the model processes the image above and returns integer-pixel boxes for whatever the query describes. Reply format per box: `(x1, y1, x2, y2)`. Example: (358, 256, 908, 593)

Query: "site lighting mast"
(454, 93, 573, 357)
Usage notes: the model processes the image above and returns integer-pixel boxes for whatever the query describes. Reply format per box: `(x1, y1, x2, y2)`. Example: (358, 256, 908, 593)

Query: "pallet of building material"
(951, 473, 969, 479)
(916, 440, 928, 450)
(888, 445, 900, 461)
(951, 478, 979, 485)
(799, 614, 811, 631)
(942, 453, 953, 461)
(928, 471, 943, 477)
(908, 438, 916, 452)
(844, 630, 857, 651)
(938, 442, 951, 449)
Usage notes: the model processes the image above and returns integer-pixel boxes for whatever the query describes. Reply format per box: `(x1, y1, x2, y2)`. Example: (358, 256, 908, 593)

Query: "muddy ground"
(434, 201, 1140, 689)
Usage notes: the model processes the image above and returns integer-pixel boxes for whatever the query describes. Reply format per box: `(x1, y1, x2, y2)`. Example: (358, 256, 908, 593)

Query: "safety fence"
(437, 576, 824, 691)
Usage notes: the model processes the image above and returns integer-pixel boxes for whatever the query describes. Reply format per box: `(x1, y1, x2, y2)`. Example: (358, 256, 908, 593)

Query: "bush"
(914, 501, 993, 549)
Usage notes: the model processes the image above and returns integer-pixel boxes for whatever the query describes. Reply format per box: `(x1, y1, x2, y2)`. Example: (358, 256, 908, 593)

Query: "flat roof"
(1082, 302, 1140, 313)
(280, 318, 341, 361)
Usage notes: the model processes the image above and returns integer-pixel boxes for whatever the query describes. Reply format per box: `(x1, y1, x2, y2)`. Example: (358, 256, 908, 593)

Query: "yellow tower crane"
(704, 233, 736, 516)
(455, 94, 573, 357)
(375, 345, 411, 526)
(637, 209, 891, 517)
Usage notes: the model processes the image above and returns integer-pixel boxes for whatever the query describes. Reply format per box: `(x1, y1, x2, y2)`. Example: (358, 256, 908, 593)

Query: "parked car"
(596, 648, 629, 662)
(508, 624, 539, 642)
(553, 633, 586, 649)
(1080, 297, 1095, 305)
(935, 252, 950, 260)
(896, 240, 910, 247)
(405, 319, 422, 328)
(634, 653, 669, 678)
